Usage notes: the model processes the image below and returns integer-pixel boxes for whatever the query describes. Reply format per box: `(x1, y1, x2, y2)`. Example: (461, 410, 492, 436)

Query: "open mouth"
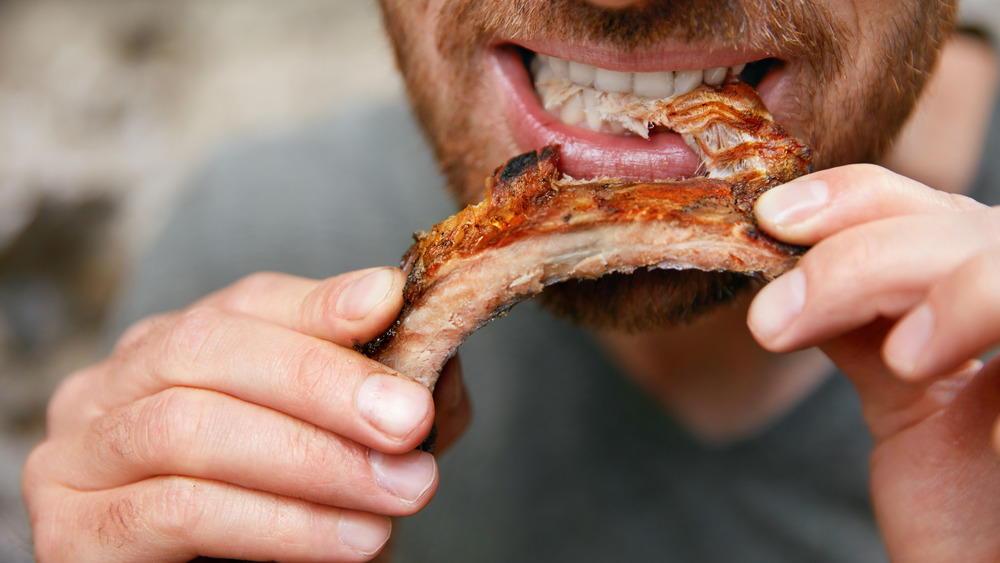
(489, 43, 784, 182)
(526, 49, 778, 136)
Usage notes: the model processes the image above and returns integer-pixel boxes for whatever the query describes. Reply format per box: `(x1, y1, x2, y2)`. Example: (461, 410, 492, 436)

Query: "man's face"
(379, 0, 957, 330)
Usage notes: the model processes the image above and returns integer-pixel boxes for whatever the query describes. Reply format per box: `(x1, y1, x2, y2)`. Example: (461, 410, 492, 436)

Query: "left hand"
(747, 164, 1000, 562)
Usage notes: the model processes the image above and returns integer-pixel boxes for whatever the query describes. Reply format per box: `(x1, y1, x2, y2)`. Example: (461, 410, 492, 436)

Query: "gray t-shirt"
(108, 91, 1000, 561)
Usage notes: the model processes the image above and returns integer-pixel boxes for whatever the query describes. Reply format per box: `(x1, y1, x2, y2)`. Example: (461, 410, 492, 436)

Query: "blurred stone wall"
(0, 1, 401, 559)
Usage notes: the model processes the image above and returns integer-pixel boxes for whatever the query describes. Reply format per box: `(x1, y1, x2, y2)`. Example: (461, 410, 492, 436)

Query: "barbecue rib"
(363, 80, 813, 390)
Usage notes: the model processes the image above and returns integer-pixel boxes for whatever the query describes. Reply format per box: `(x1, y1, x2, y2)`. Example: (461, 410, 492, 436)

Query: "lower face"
(380, 0, 956, 330)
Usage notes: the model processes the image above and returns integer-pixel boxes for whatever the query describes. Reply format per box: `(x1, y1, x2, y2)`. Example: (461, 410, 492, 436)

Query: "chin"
(537, 269, 754, 331)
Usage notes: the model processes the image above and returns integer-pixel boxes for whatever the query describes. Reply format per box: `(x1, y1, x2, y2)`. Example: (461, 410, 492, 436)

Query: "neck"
(597, 293, 831, 444)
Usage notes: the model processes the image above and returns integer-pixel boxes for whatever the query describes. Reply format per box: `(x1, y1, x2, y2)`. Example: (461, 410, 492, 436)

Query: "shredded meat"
(363, 80, 812, 390)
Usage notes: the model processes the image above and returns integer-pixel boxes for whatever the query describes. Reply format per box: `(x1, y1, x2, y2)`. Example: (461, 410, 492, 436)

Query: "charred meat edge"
(363, 80, 813, 391)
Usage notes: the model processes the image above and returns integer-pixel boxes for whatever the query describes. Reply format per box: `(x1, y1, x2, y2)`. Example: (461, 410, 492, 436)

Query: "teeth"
(560, 92, 586, 126)
(633, 71, 674, 98)
(547, 55, 570, 78)
(593, 68, 632, 94)
(703, 66, 727, 86)
(531, 53, 751, 134)
(567, 60, 596, 87)
(582, 89, 603, 131)
(673, 69, 703, 95)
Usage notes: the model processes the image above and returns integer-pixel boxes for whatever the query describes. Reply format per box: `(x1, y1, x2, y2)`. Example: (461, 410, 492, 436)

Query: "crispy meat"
(363, 81, 812, 390)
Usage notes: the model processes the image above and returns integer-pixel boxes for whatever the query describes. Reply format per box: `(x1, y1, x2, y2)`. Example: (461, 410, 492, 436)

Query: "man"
(20, 0, 1000, 561)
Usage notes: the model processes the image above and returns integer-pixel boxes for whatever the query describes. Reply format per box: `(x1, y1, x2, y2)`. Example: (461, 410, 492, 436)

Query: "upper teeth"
(534, 54, 746, 98)
(531, 53, 748, 135)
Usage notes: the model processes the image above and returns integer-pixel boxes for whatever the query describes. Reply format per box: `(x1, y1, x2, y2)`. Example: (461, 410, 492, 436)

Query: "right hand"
(22, 267, 471, 562)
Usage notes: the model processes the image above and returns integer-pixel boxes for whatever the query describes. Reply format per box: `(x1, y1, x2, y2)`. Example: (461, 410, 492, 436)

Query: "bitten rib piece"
(364, 81, 812, 389)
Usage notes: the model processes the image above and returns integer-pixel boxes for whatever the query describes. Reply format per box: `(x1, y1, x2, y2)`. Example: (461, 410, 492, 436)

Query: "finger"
(431, 356, 472, 454)
(754, 164, 984, 246)
(49, 387, 437, 515)
(883, 249, 1000, 380)
(748, 207, 1000, 352)
(26, 476, 391, 562)
(818, 317, 984, 441)
(197, 267, 405, 347)
(101, 308, 434, 452)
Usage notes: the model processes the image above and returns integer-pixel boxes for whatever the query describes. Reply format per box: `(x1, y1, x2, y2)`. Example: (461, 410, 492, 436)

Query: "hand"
(748, 165, 1000, 561)
(22, 267, 471, 562)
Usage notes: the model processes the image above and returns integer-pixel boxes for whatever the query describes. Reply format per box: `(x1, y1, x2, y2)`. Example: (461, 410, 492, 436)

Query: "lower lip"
(489, 47, 701, 182)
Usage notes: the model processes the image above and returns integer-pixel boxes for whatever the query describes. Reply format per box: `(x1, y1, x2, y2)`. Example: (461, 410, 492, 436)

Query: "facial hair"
(379, 0, 957, 331)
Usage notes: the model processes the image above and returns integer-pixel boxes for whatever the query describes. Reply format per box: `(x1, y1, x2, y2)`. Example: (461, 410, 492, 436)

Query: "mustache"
(438, 0, 851, 82)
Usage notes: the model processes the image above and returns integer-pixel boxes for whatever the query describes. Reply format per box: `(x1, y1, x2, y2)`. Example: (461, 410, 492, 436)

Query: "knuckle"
(290, 342, 343, 404)
(280, 425, 371, 486)
(89, 388, 203, 468)
(853, 162, 890, 181)
(161, 306, 229, 375)
(149, 476, 208, 542)
(839, 228, 879, 275)
(804, 226, 876, 289)
(90, 405, 138, 463)
(836, 162, 893, 193)
(287, 423, 350, 480)
(46, 366, 97, 431)
(300, 277, 341, 327)
(153, 477, 297, 546)
(944, 191, 982, 213)
(96, 495, 143, 550)
(136, 389, 205, 465)
(113, 312, 171, 357)
(109, 311, 191, 389)
(224, 271, 288, 309)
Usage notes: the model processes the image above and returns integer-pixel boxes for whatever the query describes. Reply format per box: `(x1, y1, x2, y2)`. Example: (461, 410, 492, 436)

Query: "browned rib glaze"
(364, 81, 812, 389)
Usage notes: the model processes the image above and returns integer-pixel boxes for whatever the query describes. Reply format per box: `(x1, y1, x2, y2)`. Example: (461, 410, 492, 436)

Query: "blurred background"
(0, 1, 401, 559)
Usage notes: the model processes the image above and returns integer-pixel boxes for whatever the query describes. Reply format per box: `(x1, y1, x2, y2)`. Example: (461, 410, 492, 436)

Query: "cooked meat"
(363, 81, 812, 390)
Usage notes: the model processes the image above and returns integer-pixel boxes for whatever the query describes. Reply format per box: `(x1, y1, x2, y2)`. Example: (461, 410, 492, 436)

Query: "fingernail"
(755, 179, 829, 226)
(369, 449, 436, 503)
(357, 373, 430, 441)
(336, 268, 396, 320)
(338, 513, 390, 556)
(748, 269, 807, 342)
(884, 304, 935, 377)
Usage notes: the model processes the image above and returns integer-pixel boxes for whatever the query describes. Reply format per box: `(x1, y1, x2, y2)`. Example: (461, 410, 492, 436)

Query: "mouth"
(489, 43, 785, 182)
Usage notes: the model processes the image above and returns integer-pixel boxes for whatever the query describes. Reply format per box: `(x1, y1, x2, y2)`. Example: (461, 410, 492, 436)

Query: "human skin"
(23, 268, 471, 561)
(20, 1, 1000, 562)
(380, 0, 954, 328)
(381, 2, 1000, 559)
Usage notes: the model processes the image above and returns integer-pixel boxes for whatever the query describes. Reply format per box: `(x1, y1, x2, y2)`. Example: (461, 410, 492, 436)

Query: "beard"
(379, 0, 957, 331)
